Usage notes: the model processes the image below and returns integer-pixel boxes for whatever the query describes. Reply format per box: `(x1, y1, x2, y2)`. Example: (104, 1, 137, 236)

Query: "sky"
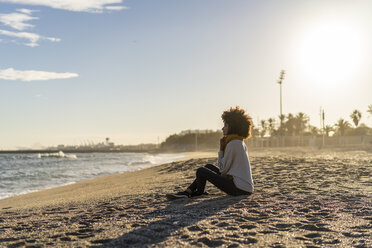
(0, 0, 372, 149)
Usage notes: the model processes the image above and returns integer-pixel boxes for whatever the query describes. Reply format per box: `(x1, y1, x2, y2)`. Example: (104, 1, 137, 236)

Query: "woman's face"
(222, 122, 229, 135)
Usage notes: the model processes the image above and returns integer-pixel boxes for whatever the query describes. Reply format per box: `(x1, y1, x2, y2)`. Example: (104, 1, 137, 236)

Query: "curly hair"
(221, 106, 253, 138)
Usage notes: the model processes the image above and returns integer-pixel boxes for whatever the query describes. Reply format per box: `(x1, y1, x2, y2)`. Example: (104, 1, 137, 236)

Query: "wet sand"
(0, 148, 371, 247)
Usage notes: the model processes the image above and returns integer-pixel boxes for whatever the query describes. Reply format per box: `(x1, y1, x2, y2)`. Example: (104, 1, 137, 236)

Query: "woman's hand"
(220, 137, 226, 151)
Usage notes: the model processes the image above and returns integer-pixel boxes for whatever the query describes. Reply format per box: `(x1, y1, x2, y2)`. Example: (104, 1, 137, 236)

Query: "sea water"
(0, 152, 186, 200)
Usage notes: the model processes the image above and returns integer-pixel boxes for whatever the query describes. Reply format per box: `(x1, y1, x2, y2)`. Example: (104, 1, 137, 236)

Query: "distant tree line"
(160, 105, 372, 150)
(160, 130, 222, 151)
(256, 105, 372, 138)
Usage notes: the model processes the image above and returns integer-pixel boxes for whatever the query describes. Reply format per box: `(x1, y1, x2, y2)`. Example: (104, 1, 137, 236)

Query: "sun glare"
(296, 21, 365, 86)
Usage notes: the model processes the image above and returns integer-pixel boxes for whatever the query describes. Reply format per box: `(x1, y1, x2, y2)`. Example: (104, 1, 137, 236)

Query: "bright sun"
(296, 21, 365, 85)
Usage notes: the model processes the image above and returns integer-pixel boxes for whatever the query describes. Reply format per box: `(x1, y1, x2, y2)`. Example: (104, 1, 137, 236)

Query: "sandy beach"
(0, 148, 371, 247)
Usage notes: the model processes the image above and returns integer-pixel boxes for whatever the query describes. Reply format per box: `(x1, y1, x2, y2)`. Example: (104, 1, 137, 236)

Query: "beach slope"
(0, 149, 371, 247)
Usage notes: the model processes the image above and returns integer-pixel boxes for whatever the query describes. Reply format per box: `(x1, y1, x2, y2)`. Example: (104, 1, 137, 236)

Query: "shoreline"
(0, 148, 370, 247)
(0, 148, 370, 209)
(0, 151, 215, 206)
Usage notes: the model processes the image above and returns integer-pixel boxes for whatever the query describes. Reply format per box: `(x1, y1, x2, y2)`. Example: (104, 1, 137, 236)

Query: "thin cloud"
(105, 5, 127, 11)
(0, 29, 60, 47)
(0, 0, 127, 13)
(0, 9, 59, 46)
(16, 8, 36, 15)
(0, 2, 126, 47)
(0, 68, 78, 81)
(0, 11, 38, 30)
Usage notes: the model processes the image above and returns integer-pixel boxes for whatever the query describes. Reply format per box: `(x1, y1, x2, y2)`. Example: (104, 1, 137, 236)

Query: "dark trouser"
(187, 164, 251, 196)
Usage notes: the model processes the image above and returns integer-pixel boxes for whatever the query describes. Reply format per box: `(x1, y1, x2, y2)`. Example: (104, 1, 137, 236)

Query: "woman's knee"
(196, 166, 208, 177)
(204, 164, 220, 174)
(204, 163, 214, 169)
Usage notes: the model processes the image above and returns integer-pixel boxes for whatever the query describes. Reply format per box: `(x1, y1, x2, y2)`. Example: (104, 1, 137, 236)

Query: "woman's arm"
(217, 142, 234, 174)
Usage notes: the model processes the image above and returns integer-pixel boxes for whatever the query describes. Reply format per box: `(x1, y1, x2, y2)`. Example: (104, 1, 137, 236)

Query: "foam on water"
(37, 151, 77, 159)
(0, 152, 185, 200)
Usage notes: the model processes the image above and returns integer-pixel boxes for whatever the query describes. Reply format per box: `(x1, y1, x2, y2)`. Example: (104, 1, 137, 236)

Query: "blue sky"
(1, 0, 372, 149)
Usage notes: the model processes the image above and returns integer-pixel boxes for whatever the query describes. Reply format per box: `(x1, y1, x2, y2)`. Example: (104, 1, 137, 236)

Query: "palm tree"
(252, 126, 260, 137)
(324, 125, 334, 137)
(260, 120, 267, 137)
(350, 110, 362, 127)
(295, 112, 309, 136)
(334, 119, 351, 136)
(267, 118, 276, 137)
(367, 104, 372, 117)
(310, 126, 319, 136)
(285, 113, 296, 136)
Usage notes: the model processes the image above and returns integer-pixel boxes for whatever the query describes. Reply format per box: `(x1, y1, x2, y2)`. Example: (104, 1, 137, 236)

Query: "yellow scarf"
(222, 134, 245, 152)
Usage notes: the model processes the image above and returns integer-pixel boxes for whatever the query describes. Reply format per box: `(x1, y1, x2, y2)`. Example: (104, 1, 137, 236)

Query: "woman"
(166, 106, 254, 199)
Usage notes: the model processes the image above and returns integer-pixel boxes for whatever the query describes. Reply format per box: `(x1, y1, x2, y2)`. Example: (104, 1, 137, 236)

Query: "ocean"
(0, 152, 186, 200)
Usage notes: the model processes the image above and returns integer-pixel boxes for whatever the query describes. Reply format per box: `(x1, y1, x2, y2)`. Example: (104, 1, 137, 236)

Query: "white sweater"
(217, 140, 254, 193)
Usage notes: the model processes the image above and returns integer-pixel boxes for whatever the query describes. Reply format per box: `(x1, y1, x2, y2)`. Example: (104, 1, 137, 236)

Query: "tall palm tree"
(324, 125, 334, 137)
(350, 110, 362, 127)
(367, 104, 372, 117)
(334, 119, 351, 136)
(260, 120, 267, 137)
(295, 112, 309, 136)
(267, 118, 276, 137)
(310, 126, 319, 136)
(286, 113, 295, 136)
(251, 126, 260, 137)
